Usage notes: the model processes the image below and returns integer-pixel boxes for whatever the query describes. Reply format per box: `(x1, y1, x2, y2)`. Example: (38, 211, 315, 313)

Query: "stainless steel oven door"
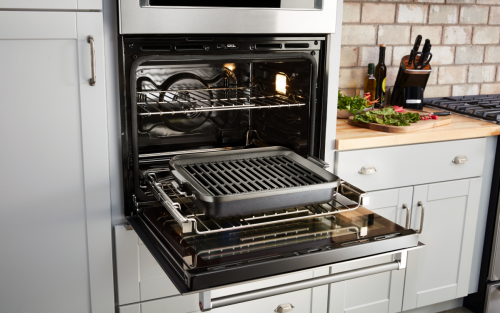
(118, 0, 336, 34)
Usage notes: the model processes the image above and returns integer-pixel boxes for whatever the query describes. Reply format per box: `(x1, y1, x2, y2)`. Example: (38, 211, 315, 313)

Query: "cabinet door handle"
(87, 35, 96, 86)
(402, 203, 410, 229)
(275, 303, 294, 313)
(415, 201, 425, 234)
(452, 155, 468, 164)
(359, 165, 376, 175)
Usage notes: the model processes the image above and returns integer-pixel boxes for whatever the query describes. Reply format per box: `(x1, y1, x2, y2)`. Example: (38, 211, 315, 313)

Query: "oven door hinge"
(307, 155, 329, 169)
(131, 194, 140, 214)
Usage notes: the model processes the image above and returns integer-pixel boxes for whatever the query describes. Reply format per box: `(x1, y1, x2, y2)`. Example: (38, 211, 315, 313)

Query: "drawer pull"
(275, 303, 294, 313)
(452, 155, 468, 164)
(402, 204, 410, 229)
(359, 165, 376, 175)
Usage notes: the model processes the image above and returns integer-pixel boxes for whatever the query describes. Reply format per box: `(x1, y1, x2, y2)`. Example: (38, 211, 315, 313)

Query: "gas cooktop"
(424, 95, 500, 123)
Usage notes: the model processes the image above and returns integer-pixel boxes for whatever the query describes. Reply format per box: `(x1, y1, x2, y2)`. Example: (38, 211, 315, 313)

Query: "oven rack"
(144, 172, 367, 235)
(136, 86, 306, 116)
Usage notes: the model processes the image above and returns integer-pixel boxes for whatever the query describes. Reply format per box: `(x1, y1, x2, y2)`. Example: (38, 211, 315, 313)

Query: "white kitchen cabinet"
(0, 0, 102, 10)
(327, 187, 412, 313)
(402, 178, 481, 310)
(0, 11, 113, 313)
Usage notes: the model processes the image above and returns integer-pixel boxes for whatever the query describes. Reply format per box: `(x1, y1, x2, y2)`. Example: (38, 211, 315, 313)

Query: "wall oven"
(117, 1, 420, 311)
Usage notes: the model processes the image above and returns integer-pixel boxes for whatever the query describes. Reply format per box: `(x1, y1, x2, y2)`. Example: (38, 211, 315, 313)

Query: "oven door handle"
(199, 251, 407, 312)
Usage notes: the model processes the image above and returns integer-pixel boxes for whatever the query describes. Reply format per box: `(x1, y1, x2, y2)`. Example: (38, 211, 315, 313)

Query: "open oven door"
(126, 179, 421, 307)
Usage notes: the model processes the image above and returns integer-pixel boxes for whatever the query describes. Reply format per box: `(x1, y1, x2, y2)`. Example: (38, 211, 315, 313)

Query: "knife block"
(391, 55, 432, 110)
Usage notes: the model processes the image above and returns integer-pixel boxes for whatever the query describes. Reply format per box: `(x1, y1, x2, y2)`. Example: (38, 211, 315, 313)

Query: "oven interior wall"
(135, 60, 312, 156)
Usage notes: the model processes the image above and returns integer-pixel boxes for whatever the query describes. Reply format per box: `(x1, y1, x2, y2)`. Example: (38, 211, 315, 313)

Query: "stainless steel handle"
(199, 252, 407, 312)
(452, 155, 468, 164)
(87, 35, 96, 86)
(402, 203, 410, 229)
(359, 165, 376, 175)
(415, 201, 425, 234)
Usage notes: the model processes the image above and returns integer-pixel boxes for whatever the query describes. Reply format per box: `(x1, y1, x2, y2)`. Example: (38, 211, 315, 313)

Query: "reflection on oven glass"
(142, 202, 402, 269)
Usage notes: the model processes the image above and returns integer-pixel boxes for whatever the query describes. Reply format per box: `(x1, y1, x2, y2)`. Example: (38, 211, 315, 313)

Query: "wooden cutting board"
(347, 110, 452, 133)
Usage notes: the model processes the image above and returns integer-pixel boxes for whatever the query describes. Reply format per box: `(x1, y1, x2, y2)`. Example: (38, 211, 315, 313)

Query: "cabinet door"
(328, 255, 406, 313)
(362, 187, 413, 227)
(327, 188, 412, 313)
(0, 11, 112, 313)
(402, 178, 481, 310)
(0, 0, 102, 10)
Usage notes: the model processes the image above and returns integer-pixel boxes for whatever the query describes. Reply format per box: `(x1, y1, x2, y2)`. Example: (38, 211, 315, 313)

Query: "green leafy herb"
(338, 91, 372, 115)
(353, 107, 421, 126)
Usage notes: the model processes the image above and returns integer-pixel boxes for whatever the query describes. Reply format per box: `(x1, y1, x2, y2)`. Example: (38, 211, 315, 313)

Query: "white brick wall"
(341, 0, 500, 98)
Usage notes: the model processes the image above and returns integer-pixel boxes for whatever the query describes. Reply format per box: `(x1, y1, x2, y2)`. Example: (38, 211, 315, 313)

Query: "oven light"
(276, 73, 287, 94)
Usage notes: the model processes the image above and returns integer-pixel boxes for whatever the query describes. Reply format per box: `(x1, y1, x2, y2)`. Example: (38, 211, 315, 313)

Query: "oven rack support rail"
(136, 86, 306, 116)
(145, 173, 368, 235)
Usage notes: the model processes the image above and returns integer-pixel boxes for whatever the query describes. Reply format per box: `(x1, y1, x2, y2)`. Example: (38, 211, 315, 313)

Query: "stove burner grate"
(424, 95, 500, 123)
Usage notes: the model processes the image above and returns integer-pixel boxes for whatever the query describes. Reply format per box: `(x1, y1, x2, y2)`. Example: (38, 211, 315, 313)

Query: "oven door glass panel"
(140, 201, 408, 270)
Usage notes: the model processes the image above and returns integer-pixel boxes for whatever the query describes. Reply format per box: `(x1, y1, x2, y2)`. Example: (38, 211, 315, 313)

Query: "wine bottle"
(375, 44, 387, 108)
(364, 63, 377, 102)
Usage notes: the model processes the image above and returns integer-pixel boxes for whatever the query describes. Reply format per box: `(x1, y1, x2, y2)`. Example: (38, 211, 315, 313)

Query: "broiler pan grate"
(182, 155, 328, 196)
(169, 147, 340, 218)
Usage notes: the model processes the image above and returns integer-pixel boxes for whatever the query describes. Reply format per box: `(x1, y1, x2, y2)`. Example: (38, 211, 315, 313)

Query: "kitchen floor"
(439, 307, 474, 313)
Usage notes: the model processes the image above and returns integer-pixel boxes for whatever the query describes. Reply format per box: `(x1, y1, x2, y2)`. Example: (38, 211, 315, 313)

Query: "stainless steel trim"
(119, 0, 336, 34)
(180, 243, 424, 296)
(200, 257, 404, 311)
(87, 36, 96, 86)
(307, 155, 329, 169)
(416, 201, 425, 234)
(406, 100, 422, 104)
(485, 281, 500, 313)
(402, 203, 410, 229)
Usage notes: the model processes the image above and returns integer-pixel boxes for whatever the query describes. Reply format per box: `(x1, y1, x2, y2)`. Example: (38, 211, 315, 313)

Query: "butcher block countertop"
(335, 107, 500, 150)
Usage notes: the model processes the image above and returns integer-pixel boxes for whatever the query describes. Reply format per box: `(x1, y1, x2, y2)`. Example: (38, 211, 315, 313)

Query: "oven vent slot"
(175, 44, 206, 51)
(255, 43, 283, 50)
(284, 43, 310, 49)
(141, 45, 172, 51)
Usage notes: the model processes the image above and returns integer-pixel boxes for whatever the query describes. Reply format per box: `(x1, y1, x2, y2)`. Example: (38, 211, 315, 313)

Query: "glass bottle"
(364, 63, 377, 102)
(375, 44, 387, 108)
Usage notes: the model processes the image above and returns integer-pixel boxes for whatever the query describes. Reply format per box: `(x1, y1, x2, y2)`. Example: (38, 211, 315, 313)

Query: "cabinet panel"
(335, 138, 485, 191)
(0, 0, 77, 9)
(328, 254, 405, 313)
(403, 178, 482, 310)
(0, 0, 102, 10)
(362, 187, 413, 228)
(0, 11, 76, 39)
(0, 11, 112, 313)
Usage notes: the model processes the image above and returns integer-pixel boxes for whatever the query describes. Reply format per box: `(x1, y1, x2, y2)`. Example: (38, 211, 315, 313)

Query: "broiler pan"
(169, 147, 340, 218)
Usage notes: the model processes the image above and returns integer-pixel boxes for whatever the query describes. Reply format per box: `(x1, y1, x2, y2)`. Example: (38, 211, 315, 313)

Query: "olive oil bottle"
(364, 63, 377, 102)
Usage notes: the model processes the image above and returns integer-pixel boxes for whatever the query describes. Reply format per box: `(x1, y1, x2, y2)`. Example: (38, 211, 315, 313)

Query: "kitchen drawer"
(141, 288, 312, 313)
(335, 138, 486, 191)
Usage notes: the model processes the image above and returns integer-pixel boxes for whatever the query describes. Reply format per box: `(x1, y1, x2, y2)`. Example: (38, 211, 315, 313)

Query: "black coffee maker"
(391, 36, 432, 110)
